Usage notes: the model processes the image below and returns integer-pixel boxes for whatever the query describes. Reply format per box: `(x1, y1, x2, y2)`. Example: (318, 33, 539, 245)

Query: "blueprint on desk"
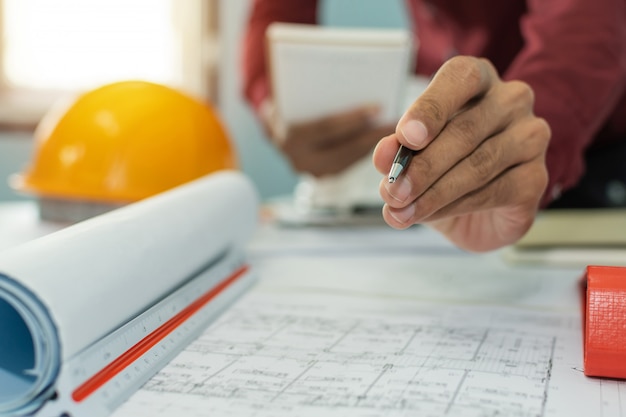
(111, 291, 625, 417)
(111, 220, 626, 417)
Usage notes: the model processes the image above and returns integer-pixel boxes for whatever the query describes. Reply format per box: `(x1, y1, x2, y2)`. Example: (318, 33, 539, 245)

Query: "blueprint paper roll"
(0, 170, 259, 416)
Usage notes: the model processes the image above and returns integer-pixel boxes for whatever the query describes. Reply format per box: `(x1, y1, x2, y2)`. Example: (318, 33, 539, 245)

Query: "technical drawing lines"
(136, 311, 557, 416)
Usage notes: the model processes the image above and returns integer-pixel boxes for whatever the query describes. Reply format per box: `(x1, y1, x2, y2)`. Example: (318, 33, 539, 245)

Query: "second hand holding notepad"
(266, 23, 415, 219)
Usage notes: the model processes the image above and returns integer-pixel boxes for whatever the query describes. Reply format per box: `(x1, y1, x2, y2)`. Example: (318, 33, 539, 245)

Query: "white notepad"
(266, 23, 415, 216)
(267, 22, 414, 125)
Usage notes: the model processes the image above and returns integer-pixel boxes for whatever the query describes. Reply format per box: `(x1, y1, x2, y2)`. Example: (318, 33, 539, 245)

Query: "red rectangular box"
(583, 265, 626, 379)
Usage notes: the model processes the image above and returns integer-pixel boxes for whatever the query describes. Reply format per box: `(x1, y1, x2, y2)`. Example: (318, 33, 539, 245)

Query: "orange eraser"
(583, 265, 626, 379)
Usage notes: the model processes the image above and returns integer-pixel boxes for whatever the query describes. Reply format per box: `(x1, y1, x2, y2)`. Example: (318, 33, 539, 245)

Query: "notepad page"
(267, 23, 413, 125)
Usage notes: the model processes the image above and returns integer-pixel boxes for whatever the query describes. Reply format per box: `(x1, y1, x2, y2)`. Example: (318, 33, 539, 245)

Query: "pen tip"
(388, 177, 396, 183)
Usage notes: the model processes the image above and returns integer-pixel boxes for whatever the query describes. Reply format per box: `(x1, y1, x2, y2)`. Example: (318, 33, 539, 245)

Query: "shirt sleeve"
(503, 0, 626, 206)
(240, 0, 319, 114)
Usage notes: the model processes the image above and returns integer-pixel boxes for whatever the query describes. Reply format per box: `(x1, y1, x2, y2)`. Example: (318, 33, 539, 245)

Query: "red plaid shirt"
(241, 0, 626, 206)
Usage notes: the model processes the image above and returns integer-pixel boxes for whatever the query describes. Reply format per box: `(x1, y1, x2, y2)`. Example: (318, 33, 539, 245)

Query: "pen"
(388, 145, 416, 183)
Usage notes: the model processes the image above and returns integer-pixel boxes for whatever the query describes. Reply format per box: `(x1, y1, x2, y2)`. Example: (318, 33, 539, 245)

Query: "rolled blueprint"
(0, 170, 259, 417)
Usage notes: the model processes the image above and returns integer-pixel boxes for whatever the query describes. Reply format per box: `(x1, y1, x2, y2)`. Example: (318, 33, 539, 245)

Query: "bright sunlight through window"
(2, 0, 180, 91)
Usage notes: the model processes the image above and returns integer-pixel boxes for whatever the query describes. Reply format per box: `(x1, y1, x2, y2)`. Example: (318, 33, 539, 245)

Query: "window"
(0, 0, 217, 129)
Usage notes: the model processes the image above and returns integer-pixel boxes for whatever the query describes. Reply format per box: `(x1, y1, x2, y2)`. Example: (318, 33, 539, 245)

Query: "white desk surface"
(0, 200, 583, 311)
(1, 201, 624, 417)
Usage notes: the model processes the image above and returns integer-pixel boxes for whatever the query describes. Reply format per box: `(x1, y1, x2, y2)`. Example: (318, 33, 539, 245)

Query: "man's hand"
(373, 56, 551, 252)
(260, 101, 394, 177)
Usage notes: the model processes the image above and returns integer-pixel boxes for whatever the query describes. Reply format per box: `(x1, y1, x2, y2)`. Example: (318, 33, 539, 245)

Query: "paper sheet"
(267, 23, 413, 125)
(111, 290, 626, 417)
(110, 222, 626, 417)
(3, 189, 626, 416)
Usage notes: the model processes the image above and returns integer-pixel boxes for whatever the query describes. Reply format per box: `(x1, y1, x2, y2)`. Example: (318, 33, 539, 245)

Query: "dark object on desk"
(549, 139, 626, 209)
(582, 265, 626, 379)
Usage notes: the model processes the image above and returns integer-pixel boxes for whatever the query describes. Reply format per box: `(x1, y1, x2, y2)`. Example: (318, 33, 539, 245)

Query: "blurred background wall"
(0, 0, 406, 202)
(0, 132, 32, 201)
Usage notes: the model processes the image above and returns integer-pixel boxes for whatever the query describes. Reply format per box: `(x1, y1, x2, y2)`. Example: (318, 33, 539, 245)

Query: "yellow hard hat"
(11, 80, 237, 206)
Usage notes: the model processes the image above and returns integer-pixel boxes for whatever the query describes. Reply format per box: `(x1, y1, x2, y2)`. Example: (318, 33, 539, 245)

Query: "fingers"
(313, 124, 394, 176)
(381, 116, 550, 229)
(382, 158, 547, 234)
(395, 56, 498, 150)
(428, 158, 548, 252)
(287, 105, 379, 151)
(275, 104, 393, 177)
(429, 155, 548, 222)
(378, 79, 534, 207)
(373, 55, 551, 252)
(372, 134, 401, 175)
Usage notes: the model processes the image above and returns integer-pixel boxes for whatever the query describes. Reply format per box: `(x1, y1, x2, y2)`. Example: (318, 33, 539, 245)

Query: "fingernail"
(389, 204, 415, 224)
(400, 120, 428, 149)
(385, 176, 412, 203)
